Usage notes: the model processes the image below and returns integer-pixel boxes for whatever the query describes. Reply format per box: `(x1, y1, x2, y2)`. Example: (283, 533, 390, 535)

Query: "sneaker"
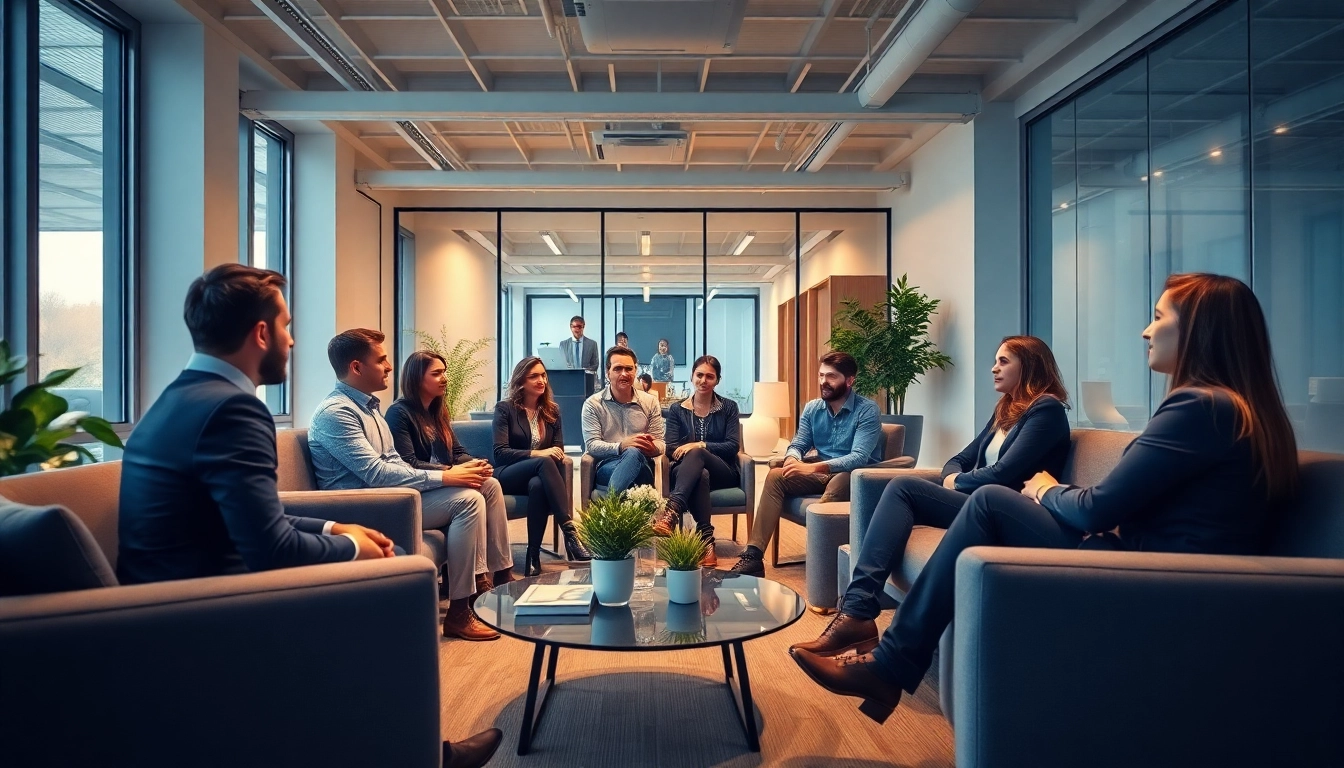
(728, 546, 765, 577)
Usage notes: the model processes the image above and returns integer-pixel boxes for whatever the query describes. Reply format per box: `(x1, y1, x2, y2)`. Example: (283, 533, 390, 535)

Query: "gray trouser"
(421, 477, 512, 600)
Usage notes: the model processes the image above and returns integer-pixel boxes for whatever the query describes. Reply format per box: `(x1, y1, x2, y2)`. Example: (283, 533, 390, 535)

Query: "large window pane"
(1252, 0, 1344, 452)
(239, 119, 291, 415)
(707, 212, 789, 415)
(37, 0, 129, 423)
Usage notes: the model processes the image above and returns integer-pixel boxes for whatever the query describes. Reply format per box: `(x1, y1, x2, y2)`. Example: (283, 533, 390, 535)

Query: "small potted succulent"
(575, 488, 657, 607)
(656, 526, 708, 604)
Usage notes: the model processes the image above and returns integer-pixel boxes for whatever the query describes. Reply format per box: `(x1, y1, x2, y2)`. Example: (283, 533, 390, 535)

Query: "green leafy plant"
(828, 274, 953, 415)
(0, 340, 124, 476)
(657, 629, 707, 645)
(655, 526, 709, 571)
(413, 327, 491, 420)
(575, 490, 657, 561)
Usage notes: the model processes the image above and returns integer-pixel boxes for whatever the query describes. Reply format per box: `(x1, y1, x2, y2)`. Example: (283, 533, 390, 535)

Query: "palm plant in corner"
(575, 486, 657, 607)
(0, 340, 124, 476)
(656, 526, 708, 604)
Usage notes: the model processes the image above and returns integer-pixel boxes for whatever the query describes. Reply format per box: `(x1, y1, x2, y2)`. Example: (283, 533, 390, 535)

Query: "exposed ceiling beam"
(426, 0, 495, 91)
(39, 179, 102, 205)
(699, 59, 711, 92)
(357, 170, 909, 191)
(427, 146, 878, 166)
(743, 122, 771, 169)
(502, 121, 532, 168)
(786, 0, 843, 89)
(682, 131, 696, 170)
(789, 63, 812, 93)
(40, 63, 101, 109)
(39, 129, 101, 164)
(225, 13, 949, 22)
(982, 0, 1130, 102)
(310, 0, 405, 90)
(239, 90, 981, 123)
(608, 63, 617, 92)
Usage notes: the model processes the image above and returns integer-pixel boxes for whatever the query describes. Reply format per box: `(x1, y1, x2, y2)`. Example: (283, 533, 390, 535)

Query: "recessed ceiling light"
(1274, 125, 1288, 134)
(1059, 202, 1068, 210)
(732, 231, 756, 256)
(1210, 149, 1223, 158)
(1153, 170, 1164, 177)
(643, 285, 650, 303)
(540, 231, 563, 256)
(640, 231, 651, 257)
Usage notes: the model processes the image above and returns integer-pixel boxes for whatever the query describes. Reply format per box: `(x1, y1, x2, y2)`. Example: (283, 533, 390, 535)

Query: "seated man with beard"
(729, 351, 882, 577)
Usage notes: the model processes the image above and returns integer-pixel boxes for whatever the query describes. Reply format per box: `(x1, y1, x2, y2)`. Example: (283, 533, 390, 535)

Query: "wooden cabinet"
(776, 275, 886, 437)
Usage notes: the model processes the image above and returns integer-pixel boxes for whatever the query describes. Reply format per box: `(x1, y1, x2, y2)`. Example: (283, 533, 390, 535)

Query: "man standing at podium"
(562, 315, 599, 378)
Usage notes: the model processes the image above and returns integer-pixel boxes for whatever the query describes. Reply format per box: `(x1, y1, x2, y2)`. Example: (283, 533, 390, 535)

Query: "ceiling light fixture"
(643, 285, 650, 303)
(1153, 170, 1163, 177)
(1210, 149, 1223, 158)
(798, 229, 834, 257)
(1059, 202, 1068, 210)
(732, 231, 757, 256)
(640, 231, 651, 257)
(564, 288, 579, 303)
(1274, 125, 1288, 134)
(540, 231, 563, 256)
(1141, 175, 1148, 182)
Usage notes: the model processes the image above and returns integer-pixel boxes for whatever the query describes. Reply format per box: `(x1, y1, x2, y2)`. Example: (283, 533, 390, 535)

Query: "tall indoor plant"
(827, 274, 952, 462)
(0, 341, 124, 475)
(413, 327, 492, 420)
(575, 487, 658, 606)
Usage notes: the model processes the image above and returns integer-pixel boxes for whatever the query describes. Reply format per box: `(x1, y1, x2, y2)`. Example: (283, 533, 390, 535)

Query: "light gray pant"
(421, 478, 512, 600)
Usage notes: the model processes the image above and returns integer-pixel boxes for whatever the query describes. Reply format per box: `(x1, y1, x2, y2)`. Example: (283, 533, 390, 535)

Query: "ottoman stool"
(804, 501, 851, 614)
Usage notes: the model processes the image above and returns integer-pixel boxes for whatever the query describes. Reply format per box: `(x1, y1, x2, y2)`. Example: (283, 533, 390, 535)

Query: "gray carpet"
(439, 516, 956, 767)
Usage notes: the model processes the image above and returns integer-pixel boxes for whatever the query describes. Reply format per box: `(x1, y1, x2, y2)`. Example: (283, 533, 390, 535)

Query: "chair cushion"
(275, 428, 317, 492)
(781, 495, 822, 525)
(1062, 429, 1135, 487)
(503, 494, 528, 520)
(1269, 451, 1344, 559)
(449, 420, 493, 461)
(0, 499, 118, 596)
(893, 525, 946, 595)
(709, 487, 746, 507)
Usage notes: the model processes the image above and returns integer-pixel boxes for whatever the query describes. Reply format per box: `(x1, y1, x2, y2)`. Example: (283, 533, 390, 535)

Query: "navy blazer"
(940, 395, 1070, 493)
(117, 370, 355, 585)
(384, 399, 472, 470)
(492, 400, 564, 467)
(664, 395, 743, 477)
(1041, 388, 1272, 555)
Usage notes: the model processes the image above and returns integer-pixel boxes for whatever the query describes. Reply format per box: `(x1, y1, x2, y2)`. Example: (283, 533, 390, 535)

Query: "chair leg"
(771, 531, 779, 568)
(552, 520, 562, 556)
(731, 514, 738, 542)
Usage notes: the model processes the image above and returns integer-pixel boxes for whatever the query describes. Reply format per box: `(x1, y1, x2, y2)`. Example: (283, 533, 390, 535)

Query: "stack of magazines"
(513, 584, 594, 624)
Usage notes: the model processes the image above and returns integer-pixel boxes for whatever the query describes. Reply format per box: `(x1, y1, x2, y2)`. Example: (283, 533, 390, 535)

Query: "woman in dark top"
(385, 350, 515, 591)
(790, 273, 1299, 724)
(793, 335, 1070, 654)
(493, 356, 592, 576)
(656, 355, 741, 568)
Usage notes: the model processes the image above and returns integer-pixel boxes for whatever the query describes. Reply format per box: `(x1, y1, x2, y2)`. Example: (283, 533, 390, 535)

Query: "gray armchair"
(580, 452, 665, 510)
(451, 419, 573, 555)
(658, 421, 756, 542)
(0, 461, 442, 767)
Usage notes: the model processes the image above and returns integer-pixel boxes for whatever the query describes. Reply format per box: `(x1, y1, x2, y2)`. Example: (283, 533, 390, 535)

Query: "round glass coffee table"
(473, 568, 805, 755)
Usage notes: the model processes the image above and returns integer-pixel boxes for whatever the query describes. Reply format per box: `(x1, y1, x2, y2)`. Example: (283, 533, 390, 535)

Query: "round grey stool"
(804, 501, 851, 614)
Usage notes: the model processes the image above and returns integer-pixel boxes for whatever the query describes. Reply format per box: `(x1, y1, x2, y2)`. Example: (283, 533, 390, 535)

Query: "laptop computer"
(539, 345, 571, 370)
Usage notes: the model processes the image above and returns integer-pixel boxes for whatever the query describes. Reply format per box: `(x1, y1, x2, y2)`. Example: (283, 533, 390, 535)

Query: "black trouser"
(668, 447, 740, 528)
(871, 485, 1085, 691)
(495, 456, 571, 549)
(842, 476, 967, 619)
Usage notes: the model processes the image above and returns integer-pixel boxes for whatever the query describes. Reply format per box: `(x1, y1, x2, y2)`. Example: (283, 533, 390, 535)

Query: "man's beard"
(820, 380, 850, 402)
(258, 341, 289, 386)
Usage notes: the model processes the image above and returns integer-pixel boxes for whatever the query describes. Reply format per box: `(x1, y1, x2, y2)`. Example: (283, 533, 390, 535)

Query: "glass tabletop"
(472, 568, 806, 651)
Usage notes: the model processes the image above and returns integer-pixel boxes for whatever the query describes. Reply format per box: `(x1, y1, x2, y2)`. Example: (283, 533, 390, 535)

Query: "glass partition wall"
(395, 209, 891, 449)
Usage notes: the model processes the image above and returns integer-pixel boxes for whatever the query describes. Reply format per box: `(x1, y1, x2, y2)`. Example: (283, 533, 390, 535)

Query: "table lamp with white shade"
(742, 381, 791, 457)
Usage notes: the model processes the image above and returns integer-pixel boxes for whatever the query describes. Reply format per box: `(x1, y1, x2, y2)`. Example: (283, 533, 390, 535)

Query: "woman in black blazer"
(793, 335, 1070, 655)
(493, 356, 591, 576)
(657, 355, 742, 568)
(791, 274, 1300, 724)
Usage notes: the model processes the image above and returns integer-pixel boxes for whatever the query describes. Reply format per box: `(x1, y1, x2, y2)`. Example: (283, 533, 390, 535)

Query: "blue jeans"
(594, 447, 655, 495)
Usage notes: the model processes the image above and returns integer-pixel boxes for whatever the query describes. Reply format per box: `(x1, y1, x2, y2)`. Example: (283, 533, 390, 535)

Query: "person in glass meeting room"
(657, 355, 742, 568)
(561, 315, 599, 375)
(790, 273, 1300, 725)
(791, 335, 1070, 658)
(649, 338, 676, 383)
(492, 356, 593, 577)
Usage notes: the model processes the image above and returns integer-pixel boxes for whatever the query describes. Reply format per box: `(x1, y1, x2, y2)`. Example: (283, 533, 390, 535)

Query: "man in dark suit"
(117, 263, 501, 768)
(561, 315, 599, 376)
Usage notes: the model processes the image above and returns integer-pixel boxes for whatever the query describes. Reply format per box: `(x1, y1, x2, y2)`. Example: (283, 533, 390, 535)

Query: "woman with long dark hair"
(493, 356, 591, 576)
(656, 355, 742, 568)
(791, 274, 1299, 723)
(385, 350, 515, 639)
(793, 335, 1070, 649)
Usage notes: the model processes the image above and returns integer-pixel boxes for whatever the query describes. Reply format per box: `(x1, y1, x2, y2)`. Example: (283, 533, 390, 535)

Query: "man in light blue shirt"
(731, 351, 881, 576)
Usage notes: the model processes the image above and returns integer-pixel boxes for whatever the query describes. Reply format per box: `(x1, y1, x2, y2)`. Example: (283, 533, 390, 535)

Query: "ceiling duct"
(592, 123, 688, 163)
(561, 0, 748, 55)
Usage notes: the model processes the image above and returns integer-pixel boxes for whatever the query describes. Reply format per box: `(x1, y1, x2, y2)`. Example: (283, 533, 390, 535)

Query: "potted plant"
(0, 341, 124, 476)
(655, 526, 708, 604)
(412, 327, 492, 421)
(827, 275, 953, 462)
(574, 489, 656, 606)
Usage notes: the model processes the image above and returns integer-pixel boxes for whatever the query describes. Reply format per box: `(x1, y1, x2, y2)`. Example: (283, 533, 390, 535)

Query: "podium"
(550, 369, 596, 448)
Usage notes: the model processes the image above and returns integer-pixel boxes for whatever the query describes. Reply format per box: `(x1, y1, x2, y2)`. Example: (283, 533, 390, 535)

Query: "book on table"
(514, 584, 595, 616)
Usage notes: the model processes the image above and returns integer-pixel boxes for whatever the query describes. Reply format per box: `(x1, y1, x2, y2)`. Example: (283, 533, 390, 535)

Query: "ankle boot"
(442, 598, 500, 642)
(696, 523, 718, 568)
(561, 523, 592, 562)
(652, 498, 684, 536)
(524, 546, 543, 577)
(493, 567, 516, 586)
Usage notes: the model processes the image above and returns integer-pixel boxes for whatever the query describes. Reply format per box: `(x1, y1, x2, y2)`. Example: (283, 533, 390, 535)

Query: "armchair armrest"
(561, 456, 575, 517)
(580, 453, 594, 511)
(738, 453, 755, 512)
(280, 487, 422, 556)
(849, 467, 942, 551)
(0, 558, 442, 767)
(952, 547, 1344, 768)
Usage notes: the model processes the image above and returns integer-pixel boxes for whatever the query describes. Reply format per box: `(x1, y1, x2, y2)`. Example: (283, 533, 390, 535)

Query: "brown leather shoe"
(473, 572, 493, 600)
(699, 545, 718, 568)
(651, 505, 681, 537)
(789, 612, 878, 657)
(790, 648, 902, 724)
(443, 599, 500, 642)
(443, 728, 503, 768)
(493, 567, 516, 586)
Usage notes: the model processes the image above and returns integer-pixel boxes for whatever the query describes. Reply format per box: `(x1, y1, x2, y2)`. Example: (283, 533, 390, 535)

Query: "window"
(238, 117, 292, 417)
(2, 0, 136, 425)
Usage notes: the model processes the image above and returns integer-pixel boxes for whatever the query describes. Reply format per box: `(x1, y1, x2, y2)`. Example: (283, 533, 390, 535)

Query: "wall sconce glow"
(1152, 170, 1163, 177)
(640, 231, 651, 256)
(564, 288, 579, 303)
(540, 231, 563, 256)
(732, 231, 756, 256)
(799, 229, 833, 257)
(1210, 149, 1223, 158)
(642, 285, 650, 303)
(1274, 125, 1288, 134)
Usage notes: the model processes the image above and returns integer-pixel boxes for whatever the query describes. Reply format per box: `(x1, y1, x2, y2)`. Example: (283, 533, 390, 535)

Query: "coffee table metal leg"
(547, 644, 560, 682)
(518, 643, 550, 756)
(723, 641, 760, 752)
(721, 644, 733, 683)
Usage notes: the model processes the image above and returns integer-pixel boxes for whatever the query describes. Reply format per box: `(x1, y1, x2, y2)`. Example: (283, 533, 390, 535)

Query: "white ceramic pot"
(665, 567, 702, 604)
(591, 557, 636, 606)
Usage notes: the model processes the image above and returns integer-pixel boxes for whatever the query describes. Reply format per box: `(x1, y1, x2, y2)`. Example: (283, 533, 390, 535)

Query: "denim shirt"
(784, 390, 882, 473)
(308, 381, 443, 492)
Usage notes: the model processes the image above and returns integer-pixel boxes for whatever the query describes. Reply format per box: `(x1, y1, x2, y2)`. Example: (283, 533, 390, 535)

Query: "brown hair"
(819, 350, 858, 379)
(991, 335, 1070, 431)
(399, 349, 454, 448)
(184, 264, 286, 355)
(1162, 273, 1298, 499)
(327, 328, 385, 378)
(606, 345, 638, 370)
(507, 356, 560, 424)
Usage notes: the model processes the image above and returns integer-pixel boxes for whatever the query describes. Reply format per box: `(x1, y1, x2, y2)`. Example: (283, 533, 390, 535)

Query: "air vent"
(591, 124, 688, 163)
(565, 0, 746, 55)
